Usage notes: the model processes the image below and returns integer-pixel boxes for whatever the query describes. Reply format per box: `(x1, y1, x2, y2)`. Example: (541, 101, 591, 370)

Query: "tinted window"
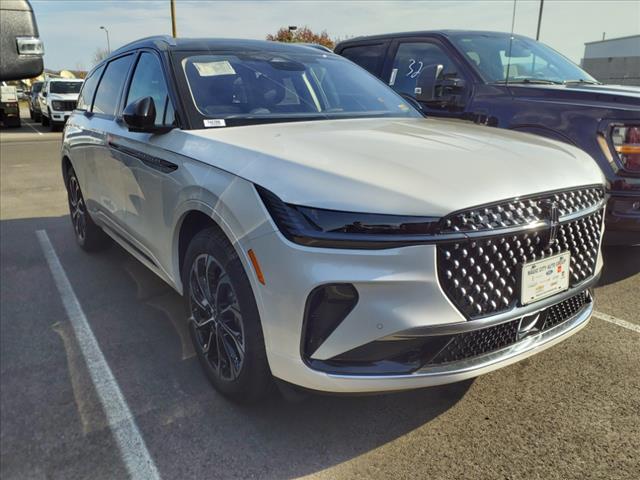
(93, 55, 134, 115)
(31, 82, 43, 93)
(126, 52, 174, 126)
(77, 65, 104, 111)
(50, 81, 83, 94)
(389, 42, 457, 96)
(340, 43, 386, 75)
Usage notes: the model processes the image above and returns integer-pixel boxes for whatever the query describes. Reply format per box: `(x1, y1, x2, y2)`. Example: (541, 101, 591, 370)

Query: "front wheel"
(183, 227, 272, 403)
(66, 166, 110, 252)
(41, 110, 49, 126)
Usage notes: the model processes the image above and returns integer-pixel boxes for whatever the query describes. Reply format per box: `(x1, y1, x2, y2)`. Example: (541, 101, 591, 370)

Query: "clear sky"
(32, 0, 640, 71)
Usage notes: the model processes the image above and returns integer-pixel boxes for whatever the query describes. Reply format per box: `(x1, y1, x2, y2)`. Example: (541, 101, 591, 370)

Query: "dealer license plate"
(520, 252, 571, 306)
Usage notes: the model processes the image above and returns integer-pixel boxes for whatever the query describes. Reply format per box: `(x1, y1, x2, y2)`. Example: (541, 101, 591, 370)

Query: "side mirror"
(123, 96, 161, 133)
(42, 91, 47, 97)
(415, 64, 466, 109)
(415, 64, 444, 102)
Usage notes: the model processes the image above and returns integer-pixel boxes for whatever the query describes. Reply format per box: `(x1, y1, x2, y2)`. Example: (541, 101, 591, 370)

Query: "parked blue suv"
(335, 30, 640, 245)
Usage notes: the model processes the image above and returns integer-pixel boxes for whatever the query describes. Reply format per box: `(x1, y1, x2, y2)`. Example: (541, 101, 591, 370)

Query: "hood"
(48, 93, 79, 101)
(181, 117, 604, 216)
(508, 83, 640, 110)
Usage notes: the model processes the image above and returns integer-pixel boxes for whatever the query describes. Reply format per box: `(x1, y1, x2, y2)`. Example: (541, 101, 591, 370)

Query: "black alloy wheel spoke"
(189, 254, 245, 381)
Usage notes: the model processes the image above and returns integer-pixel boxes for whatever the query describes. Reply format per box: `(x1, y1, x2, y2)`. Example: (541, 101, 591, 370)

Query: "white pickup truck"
(38, 77, 83, 131)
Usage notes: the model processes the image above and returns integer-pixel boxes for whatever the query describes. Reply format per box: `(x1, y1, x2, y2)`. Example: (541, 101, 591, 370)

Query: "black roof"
(336, 29, 529, 46)
(111, 35, 331, 56)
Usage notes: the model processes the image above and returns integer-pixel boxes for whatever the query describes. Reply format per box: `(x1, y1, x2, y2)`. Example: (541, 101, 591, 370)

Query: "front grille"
(543, 291, 589, 330)
(427, 291, 591, 365)
(54, 100, 76, 111)
(440, 186, 604, 233)
(438, 200, 603, 320)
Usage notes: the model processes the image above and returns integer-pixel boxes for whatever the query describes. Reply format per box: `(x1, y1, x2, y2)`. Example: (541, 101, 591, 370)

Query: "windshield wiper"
(562, 79, 601, 85)
(493, 78, 562, 85)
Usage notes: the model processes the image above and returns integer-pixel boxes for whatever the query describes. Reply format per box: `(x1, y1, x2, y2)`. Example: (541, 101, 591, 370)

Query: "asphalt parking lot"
(1, 113, 639, 480)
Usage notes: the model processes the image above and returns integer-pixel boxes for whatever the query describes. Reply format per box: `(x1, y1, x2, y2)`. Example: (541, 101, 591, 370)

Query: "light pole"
(170, 0, 177, 38)
(535, 0, 544, 40)
(100, 26, 111, 54)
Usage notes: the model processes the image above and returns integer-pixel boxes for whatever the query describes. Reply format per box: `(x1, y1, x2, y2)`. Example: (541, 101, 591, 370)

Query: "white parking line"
(593, 310, 640, 333)
(25, 121, 43, 135)
(36, 230, 161, 480)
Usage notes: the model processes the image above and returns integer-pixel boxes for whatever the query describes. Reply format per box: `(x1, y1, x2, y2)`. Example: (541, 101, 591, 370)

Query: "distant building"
(581, 34, 640, 86)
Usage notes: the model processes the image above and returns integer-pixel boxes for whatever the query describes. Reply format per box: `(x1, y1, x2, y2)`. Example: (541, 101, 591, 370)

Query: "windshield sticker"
(204, 119, 226, 128)
(193, 61, 236, 77)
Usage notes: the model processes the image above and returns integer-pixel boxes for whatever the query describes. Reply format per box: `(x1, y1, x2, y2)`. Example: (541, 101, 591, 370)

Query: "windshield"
(50, 81, 83, 94)
(32, 83, 43, 93)
(449, 33, 598, 85)
(179, 51, 419, 126)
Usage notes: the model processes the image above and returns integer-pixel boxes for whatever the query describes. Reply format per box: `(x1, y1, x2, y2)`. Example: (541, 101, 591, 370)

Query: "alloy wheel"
(188, 254, 245, 381)
(68, 175, 87, 242)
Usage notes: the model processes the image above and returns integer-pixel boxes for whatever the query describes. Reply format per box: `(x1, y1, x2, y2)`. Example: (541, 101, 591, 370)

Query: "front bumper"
(249, 229, 602, 393)
(49, 110, 72, 124)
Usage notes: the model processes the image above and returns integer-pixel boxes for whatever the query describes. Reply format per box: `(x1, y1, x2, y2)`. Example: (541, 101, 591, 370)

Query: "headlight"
(52, 100, 63, 110)
(256, 186, 441, 249)
(610, 124, 640, 172)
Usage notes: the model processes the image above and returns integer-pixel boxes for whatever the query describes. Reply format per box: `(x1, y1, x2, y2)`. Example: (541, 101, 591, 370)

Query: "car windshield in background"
(50, 81, 82, 94)
(179, 51, 419, 126)
(31, 83, 43, 93)
(449, 33, 599, 85)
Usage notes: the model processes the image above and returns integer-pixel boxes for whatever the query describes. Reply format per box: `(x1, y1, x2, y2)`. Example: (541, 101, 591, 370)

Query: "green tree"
(266, 26, 335, 49)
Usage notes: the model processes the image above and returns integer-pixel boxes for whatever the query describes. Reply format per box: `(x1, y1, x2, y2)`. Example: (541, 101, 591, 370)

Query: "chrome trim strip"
(558, 199, 607, 223)
(327, 301, 593, 380)
(385, 275, 598, 338)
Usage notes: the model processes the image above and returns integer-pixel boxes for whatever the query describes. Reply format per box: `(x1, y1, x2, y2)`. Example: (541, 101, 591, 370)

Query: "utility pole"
(535, 0, 544, 40)
(170, 0, 177, 38)
(100, 26, 111, 54)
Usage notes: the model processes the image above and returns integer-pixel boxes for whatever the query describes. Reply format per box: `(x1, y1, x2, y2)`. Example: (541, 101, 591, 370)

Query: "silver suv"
(61, 36, 605, 402)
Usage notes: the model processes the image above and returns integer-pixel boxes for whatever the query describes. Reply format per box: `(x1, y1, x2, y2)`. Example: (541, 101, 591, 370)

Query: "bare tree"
(92, 48, 109, 65)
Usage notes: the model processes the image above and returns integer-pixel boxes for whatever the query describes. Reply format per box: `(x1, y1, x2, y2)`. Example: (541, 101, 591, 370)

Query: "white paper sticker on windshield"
(193, 61, 236, 77)
(204, 119, 226, 128)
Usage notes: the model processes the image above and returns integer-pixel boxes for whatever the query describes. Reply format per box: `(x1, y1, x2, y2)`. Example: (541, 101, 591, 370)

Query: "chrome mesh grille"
(437, 209, 602, 319)
(543, 291, 589, 330)
(427, 292, 591, 365)
(441, 186, 604, 233)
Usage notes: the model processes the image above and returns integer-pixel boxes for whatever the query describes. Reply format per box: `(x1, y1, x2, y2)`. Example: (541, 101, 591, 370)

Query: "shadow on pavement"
(1, 215, 471, 479)
(598, 246, 640, 287)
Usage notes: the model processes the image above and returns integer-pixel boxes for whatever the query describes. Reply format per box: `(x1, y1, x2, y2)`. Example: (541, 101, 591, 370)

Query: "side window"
(76, 65, 104, 111)
(126, 52, 175, 126)
(340, 43, 386, 75)
(389, 42, 457, 97)
(92, 54, 134, 116)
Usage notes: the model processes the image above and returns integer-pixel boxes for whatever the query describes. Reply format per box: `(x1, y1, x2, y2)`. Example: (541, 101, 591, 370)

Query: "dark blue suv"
(335, 30, 640, 245)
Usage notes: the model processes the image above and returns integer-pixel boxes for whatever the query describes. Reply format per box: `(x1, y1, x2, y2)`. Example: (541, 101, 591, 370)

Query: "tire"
(183, 227, 272, 403)
(29, 108, 34, 120)
(66, 165, 110, 252)
(34, 112, 41, 122)
(41, 110, 49, 126)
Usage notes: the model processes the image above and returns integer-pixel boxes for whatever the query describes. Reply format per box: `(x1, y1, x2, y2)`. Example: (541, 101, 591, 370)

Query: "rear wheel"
(66, 166, 109, 252)
(183, 227, 271, 403)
